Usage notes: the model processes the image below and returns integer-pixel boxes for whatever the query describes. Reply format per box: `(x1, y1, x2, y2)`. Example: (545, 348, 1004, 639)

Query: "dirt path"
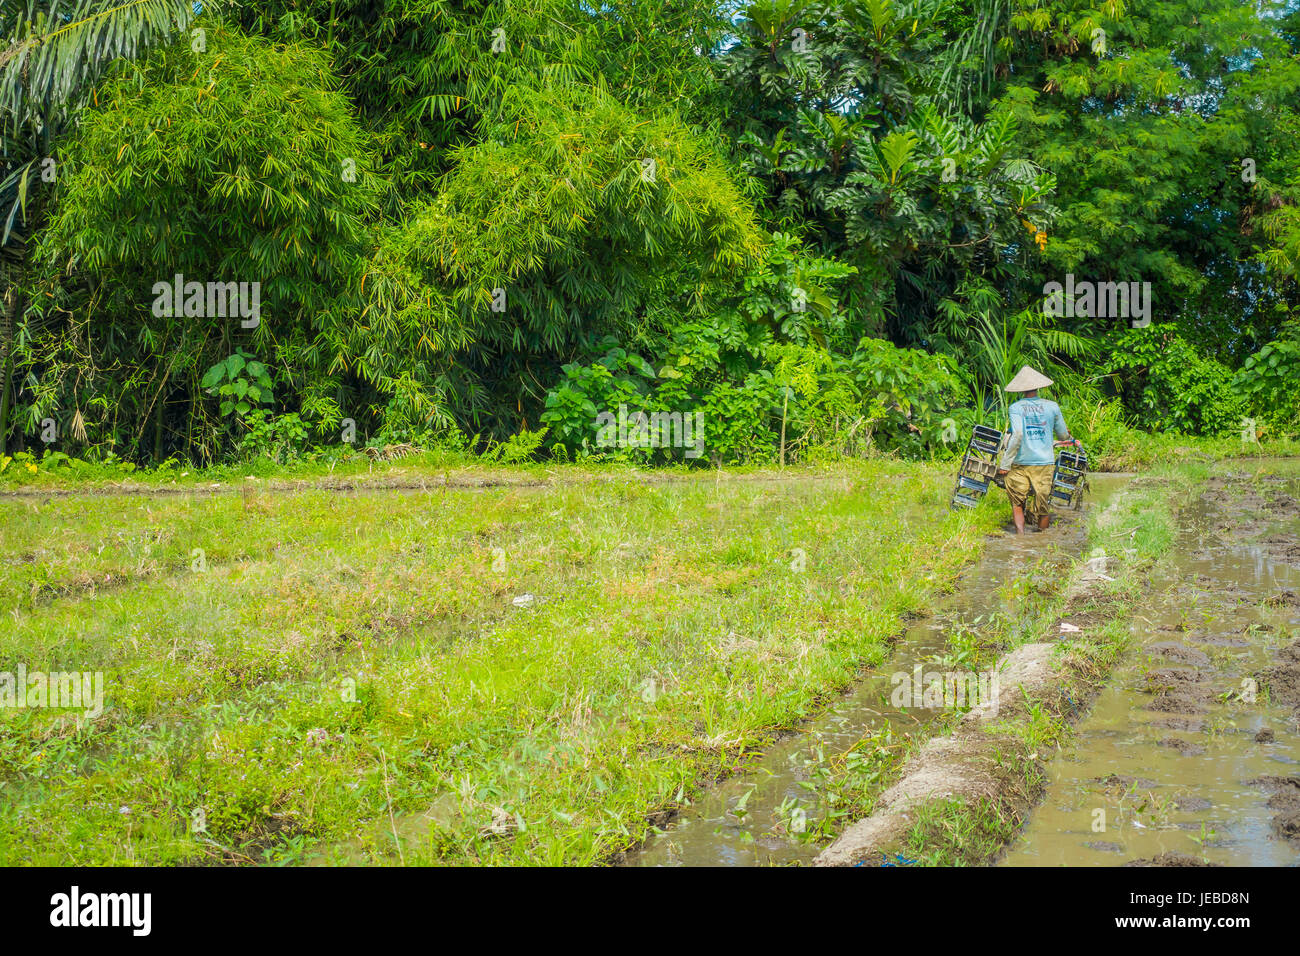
(1001, 473, 1300, 866)
(0, 468, 894, 499)
(0, 466, 1141, 501)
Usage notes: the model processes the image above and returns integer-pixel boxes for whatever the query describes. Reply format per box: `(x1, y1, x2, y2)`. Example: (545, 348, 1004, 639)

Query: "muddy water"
(623, 476, 1131, 866)
(1003, 477, 1300, 866)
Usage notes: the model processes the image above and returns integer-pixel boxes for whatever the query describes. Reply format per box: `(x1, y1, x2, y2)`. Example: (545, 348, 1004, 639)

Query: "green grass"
(5, 430, 1296, 495)
(0, 460, 1002, 865)
(902, 796, 1027, 866)
(1082, 429, 1300, 472)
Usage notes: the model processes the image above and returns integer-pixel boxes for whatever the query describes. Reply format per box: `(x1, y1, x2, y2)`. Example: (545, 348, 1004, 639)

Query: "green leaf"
(878, 130, 919, 185)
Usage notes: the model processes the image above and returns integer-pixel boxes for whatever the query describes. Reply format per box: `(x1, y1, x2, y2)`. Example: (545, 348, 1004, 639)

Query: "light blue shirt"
(1004, 398, 1067, 466)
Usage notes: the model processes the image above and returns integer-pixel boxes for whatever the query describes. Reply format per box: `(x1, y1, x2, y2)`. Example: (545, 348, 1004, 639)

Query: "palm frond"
(1, 0, 211, 245)
(934, 0, 1009, 115)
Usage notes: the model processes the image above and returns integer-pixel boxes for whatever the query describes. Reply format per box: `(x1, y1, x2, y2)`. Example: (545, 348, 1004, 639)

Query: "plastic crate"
(950, 425, 1005, 509)
(1048, 447, 1088, 510)
(961, 455, 999, 480)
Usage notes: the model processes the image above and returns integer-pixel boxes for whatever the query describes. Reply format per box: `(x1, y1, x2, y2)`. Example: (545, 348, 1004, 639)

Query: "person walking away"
(996, 366, 1076, 534)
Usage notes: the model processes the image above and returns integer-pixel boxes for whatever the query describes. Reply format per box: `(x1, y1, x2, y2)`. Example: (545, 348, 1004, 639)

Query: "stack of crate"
(950, 425, 1005, 509)
(1049, 448, 1088, 510)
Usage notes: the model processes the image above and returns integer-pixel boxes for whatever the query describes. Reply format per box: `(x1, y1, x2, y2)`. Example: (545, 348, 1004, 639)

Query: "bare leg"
(1012, 503, 1026, 534)
(1038, 513, 1051, 531)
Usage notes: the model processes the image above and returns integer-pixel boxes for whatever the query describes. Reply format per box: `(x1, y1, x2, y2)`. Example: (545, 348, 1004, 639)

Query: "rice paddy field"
(0, 461, 1001, 865)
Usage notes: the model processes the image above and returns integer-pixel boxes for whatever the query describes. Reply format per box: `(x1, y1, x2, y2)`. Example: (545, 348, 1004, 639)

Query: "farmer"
(996, 366, 1076, 534)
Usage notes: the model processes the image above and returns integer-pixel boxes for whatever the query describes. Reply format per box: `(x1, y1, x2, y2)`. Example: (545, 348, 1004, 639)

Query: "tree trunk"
(0, 277, 19, 456)
(779, 389, 789, 467)
(153, 396, 166, 463)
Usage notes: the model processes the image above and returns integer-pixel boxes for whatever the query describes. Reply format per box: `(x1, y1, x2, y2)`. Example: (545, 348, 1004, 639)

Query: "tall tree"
(995, 0, 1290, 360)
(716, 0, 1057, 345)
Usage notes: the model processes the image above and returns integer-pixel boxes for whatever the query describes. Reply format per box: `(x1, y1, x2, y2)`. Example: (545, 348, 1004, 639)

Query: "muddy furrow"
(1002, 474, 1300, 866)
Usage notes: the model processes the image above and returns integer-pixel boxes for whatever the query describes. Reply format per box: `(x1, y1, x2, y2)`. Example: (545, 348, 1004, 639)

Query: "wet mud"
(1002, 472, 1300, 866)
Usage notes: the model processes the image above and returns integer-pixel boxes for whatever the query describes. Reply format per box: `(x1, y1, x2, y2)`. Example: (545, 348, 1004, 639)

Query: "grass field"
(0, 461, 1004, 865)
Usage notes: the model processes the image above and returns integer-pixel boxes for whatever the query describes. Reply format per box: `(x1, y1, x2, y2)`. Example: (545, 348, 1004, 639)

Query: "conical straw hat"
(1004, 365, 1053, 392)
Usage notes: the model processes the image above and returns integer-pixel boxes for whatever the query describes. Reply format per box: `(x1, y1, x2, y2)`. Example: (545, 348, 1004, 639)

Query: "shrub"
(1231, 334, 1300, 435)
(841, 337, 970, 457)
(1108, 328, 1246, 437)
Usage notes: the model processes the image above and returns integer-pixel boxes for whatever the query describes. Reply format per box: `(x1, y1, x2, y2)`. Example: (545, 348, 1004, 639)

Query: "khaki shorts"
(1004, 464, 1055, 518)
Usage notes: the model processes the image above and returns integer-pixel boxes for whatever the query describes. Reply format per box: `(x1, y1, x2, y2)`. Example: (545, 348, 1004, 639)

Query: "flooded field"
(1003, 470, 1300, 866)
(623, 476, 1132, 866)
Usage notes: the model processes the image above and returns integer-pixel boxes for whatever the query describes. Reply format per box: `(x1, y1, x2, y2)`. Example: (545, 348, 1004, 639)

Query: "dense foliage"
(3, 0, 1300, 465)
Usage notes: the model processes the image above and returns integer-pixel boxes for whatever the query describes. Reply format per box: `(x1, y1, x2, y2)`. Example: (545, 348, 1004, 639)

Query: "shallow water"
(1002, 478, 1300, 867)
